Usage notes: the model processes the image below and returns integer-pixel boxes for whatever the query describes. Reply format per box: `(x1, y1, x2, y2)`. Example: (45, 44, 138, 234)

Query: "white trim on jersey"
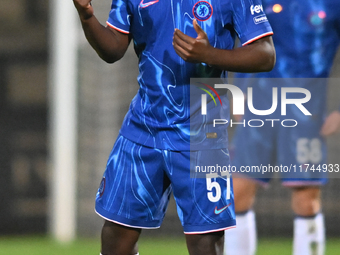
(106, 21, 130, 34)
(242, 31, 274, 46)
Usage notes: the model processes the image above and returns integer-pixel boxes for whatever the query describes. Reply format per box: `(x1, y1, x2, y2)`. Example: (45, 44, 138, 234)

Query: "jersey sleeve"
(232, 0, 273, 46)
(106, 0, 131, 34)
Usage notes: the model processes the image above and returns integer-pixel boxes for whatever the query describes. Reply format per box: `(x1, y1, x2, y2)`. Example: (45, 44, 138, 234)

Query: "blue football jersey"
(107, 0, 273, 150)
(233, 0, 340, 148)
(239, 0, 340, 78)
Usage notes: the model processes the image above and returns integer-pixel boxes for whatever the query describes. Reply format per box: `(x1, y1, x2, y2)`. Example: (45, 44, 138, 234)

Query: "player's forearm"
(73, 0, 129, 63)
(205, 37, 276, 73)
(79, 16, 130, 63)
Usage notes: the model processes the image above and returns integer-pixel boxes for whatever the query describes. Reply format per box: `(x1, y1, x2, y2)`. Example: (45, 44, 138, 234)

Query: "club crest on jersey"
(193, 1, 213, 21)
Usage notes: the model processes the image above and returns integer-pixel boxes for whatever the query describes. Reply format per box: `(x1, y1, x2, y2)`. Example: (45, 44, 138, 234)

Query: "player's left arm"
(320, 110, 340, 136)
(173, 19, 275, 73)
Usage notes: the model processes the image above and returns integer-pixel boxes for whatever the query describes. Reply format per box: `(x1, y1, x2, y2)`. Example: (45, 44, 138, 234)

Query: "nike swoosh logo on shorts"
(139, 0, 159, 8)
(214, 203, 232, 214)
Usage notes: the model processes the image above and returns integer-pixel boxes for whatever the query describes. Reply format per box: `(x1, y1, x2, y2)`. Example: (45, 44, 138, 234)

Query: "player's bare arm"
(173, 19, 275, 73)
(73, 0, 130, 63)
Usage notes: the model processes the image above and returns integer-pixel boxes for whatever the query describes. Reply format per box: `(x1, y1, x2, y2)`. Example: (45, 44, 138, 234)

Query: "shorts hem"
(183, 219, 236, 234)
(95, 206, 162, 229)
(282, 180, 327, 187)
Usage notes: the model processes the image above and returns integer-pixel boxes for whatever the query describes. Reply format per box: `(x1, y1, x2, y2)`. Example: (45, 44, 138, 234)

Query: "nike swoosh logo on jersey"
(214, 203, 232, 214)
(139, 0, 159, 8)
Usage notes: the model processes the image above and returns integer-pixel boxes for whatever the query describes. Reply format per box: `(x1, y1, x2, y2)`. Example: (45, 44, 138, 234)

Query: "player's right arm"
(73, 0, 130, 63)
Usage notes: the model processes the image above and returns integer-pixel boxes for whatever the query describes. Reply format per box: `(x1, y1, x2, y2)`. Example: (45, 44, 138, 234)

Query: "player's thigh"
(232, 177, 258, 212)
(95, 135, 172, 229)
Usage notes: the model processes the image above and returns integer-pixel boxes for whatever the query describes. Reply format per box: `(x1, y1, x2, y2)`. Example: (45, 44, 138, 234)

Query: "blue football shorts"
(95, 134, 235, 234)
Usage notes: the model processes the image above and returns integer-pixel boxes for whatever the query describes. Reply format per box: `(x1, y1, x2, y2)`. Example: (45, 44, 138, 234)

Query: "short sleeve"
(106, 0, 131, 34)
(232, 0, 273, 45)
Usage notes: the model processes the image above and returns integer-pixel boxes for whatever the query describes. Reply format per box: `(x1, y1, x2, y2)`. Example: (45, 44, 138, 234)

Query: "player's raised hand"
(320, 110, 340, 136)
(73, 0, 94, 20)
(173, 19, 213, 63)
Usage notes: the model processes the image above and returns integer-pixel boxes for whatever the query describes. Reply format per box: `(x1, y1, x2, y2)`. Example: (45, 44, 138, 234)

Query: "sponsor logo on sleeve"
(253, 14, 268, 24)
(250, 4, 263, 15)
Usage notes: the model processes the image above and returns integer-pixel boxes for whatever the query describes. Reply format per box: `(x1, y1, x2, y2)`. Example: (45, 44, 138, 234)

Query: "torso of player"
(107, 0, 273, 150)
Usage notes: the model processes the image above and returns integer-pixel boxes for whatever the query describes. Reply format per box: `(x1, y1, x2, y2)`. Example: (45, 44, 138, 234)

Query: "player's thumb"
(193, 19, 206, 39)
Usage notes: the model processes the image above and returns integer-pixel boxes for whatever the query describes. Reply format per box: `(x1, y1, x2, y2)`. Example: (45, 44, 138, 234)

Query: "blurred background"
(0, 0, 339, 248)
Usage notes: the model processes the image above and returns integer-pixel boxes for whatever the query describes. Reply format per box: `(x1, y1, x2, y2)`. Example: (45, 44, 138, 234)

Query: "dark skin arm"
(173, 19, 276, 73)
(73, 0, 130, 63)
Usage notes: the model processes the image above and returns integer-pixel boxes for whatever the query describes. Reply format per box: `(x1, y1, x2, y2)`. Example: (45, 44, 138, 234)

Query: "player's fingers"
(173, 41, 189, 60)
(173, 29, 196, 44)
(74, 0, 92, 10)
(173, 47, 187, 60)
(173, 39, 195, 61)
(173, 34, 192, 53)
(73, 0, 94, 20)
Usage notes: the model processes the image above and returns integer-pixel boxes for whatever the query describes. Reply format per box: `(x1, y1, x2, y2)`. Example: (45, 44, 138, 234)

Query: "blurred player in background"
(73, 0, 275, 254)
(224, 0, 340, 255)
